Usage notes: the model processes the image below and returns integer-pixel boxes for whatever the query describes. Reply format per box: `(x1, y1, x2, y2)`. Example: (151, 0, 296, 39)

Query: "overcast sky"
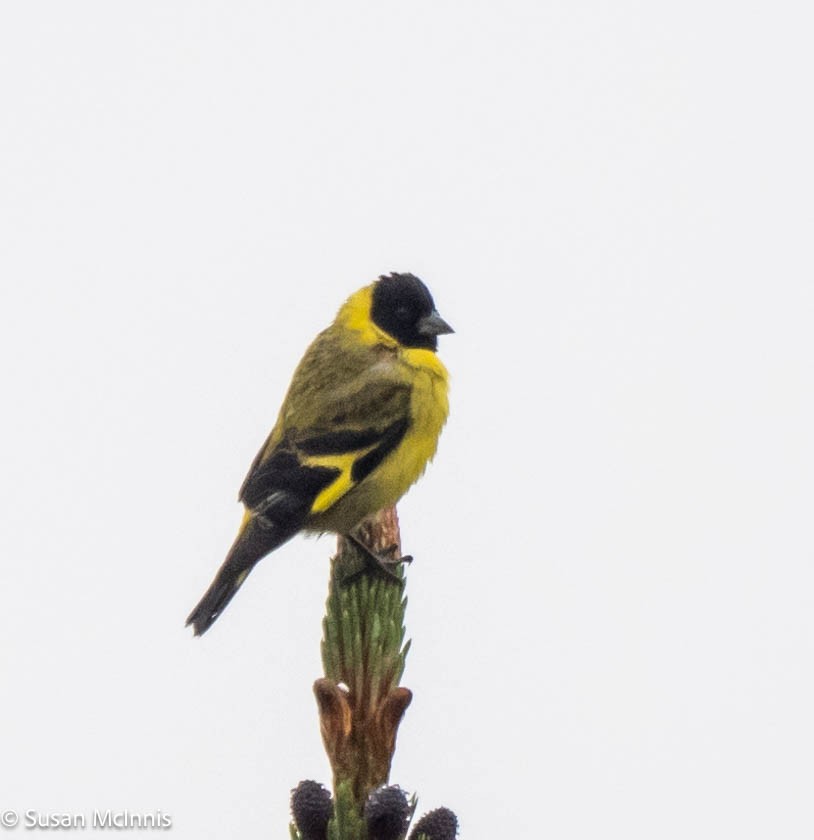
(1, 2, 813, 838)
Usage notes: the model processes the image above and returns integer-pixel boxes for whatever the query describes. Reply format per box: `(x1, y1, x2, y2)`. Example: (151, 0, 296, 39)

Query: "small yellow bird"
(186, 272, 453, 635)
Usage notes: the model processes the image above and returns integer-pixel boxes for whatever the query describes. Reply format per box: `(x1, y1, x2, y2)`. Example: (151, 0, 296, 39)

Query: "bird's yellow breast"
(381, 346, 450, 498)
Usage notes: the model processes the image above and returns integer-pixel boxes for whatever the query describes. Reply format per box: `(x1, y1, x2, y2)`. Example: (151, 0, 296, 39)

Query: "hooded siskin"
(186, 272, 452, 635)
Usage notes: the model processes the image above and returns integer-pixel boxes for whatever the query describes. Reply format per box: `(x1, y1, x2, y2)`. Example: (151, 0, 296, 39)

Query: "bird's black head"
(370, 272, 454, 351)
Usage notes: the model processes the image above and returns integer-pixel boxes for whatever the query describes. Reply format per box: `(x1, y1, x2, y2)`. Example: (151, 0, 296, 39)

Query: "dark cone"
(409, 807, 458, 840)
(291, 780, 332, 840)
(364, 785, 410, 840)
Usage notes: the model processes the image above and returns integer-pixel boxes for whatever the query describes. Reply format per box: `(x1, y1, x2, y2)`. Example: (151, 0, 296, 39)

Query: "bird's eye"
(395, 305, 410, 321)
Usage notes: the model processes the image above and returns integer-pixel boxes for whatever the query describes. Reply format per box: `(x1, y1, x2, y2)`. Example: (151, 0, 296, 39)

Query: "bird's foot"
(343, 533, 410, 585)
(380, 543, 413, 564)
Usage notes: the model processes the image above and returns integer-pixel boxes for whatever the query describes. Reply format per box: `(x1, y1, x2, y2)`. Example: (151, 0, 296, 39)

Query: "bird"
(186, 272, 453, 636)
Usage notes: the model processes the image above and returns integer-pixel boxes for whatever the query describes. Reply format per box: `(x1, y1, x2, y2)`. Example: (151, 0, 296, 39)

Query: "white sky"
(1, 2, 813, 838)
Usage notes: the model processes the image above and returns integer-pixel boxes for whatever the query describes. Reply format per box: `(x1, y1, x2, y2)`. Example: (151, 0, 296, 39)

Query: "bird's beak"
(417, 309, 455, 337)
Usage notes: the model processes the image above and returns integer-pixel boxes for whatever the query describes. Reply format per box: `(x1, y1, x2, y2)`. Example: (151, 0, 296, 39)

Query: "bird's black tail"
(186, 515, 295, 636)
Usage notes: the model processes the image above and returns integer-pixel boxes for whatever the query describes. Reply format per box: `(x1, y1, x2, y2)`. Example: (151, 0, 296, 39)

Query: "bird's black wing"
(239, 414, 410, 523)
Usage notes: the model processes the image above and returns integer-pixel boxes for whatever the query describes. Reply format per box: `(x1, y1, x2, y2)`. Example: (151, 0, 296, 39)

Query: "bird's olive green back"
(240, 325, 412, 502)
